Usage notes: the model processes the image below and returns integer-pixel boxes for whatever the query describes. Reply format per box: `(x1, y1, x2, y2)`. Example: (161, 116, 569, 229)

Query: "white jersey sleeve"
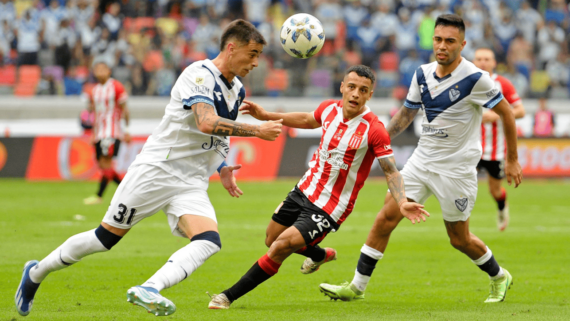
(469, 72, 504, 109)
(403, 71, 423, 109)
(178, 70, 217, 110)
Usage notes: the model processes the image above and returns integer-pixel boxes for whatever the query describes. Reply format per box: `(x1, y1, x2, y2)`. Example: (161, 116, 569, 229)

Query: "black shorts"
(272, 186, 339, 247)
(477, 159, 505, 179)
(95, 138, 121, 160)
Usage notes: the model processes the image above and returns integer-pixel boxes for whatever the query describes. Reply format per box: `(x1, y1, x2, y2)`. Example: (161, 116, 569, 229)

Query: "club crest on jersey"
(449, 87, 460, 102)
(455, 197, 468, 212)
(348, 131, 363, 149)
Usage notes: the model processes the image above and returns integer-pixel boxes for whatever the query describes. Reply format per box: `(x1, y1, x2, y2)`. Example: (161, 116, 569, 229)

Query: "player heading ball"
(15, 19, 282, 317)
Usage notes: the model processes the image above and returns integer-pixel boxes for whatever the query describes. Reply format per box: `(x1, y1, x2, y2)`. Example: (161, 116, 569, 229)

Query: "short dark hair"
(345, 65, 375, 84)
(220, 19, 267, 52)
(435, 14, 465, 34)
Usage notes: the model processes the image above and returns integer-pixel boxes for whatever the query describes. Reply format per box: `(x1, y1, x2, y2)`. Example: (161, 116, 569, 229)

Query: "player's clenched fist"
(257, 119, 283, 141)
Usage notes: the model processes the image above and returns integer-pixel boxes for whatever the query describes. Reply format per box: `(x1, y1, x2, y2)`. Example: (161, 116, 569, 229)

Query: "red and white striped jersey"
(298, 99, 393, 225)
(89, 78, 128, 140)
(481, 74, 521, 161)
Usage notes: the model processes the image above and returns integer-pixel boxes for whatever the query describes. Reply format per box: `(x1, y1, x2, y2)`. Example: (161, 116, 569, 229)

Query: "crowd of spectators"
(0, 0, 569, 99)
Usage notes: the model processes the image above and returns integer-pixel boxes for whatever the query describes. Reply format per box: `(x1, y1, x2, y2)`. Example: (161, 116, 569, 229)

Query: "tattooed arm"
(386, 106, 419, 139)
(378, 156, 430, 224)
(192, 103, 282, 141)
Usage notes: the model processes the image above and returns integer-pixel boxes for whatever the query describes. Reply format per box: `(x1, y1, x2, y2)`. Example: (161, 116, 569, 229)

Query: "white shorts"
(102, 164, 217, 238)
(400, 162, 477, 222)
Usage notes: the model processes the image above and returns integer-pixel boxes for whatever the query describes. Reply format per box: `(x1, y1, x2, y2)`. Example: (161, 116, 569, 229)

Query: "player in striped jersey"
(320, 14, 523, 304)
(473, 48, 526, 231)
(208, 65, 429, 309)
(83, 57, 130, 205)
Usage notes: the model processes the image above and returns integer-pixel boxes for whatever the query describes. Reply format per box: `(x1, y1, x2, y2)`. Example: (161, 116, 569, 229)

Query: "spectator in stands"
(15, 9, 42, 66)
(507, 32, 533, 80)
(399, 49, 423, 87)
(92, 28, 116, 67)
(537, 20, 565, 69)
(515, 1, 543, 44)
(126, 62, 150, 95)
(544, 0, 568, 28)
(315, 0, 343, 53)
(394, 7, 416, 60)
(356, 18, 380, 68)
(54, 18, 76, 73)
(191, 14, 220, 59)
(41, 0, 68, 47)
(503, 62, 530, 98)
(370, 1, 398, 51)
(492, 10, 517, 63)
(533, 97, 555, 137)
(72, 0, 95, 33)
(0, 19, 13, 64)
(79, 17, 99, 67)
(102, 2, 122, 40)
(243, 0, 270, 28)
(417, 6, 435, 62)
(546, 52, 569, 90)
(0, 0, 16, 28)
(344, 0, 369, 43)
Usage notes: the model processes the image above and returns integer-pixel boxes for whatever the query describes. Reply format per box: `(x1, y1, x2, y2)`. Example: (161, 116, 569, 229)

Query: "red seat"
(0, 65, 16, 85)
(379, 52, 399, 71)
(265, 69, 288, 92)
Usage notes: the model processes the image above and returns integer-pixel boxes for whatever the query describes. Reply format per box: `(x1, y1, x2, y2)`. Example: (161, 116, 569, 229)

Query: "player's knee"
(449, 237, 470, 251)
(95, 224, 123, 250)
(191, 230, 222, 251)
(270, 237, 294, 256)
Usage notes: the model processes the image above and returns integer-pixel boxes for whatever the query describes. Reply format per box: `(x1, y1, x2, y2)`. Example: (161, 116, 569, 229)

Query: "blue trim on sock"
(95, 225, 122, 250)
(356, 252, 378, 277)
(191, 231, 222, 249)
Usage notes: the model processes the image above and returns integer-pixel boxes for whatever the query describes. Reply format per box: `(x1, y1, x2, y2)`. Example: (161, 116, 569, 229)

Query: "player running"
(83, 58, 131, 205)
(15, 20, 282, 317)
(207, 65, 429, 309)
(473, 48, 526, 231)
(319, 15, 522, 304)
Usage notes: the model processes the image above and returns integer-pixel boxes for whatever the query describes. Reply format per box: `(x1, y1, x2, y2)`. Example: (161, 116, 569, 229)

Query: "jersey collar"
(432, 56, 466, 83)
(203, 59, 235, 90)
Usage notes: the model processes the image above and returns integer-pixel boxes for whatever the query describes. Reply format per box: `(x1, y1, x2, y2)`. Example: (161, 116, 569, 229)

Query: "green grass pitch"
(1, 178, 569, 320)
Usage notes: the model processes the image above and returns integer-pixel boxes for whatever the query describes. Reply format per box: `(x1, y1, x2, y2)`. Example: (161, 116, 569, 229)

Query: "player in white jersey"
(83, 57, 131, 205)
(473, 48, 526, 231)
(320, 14, 523, 304)
(208, 65, 429, 309)
(15, 20, 282, 317)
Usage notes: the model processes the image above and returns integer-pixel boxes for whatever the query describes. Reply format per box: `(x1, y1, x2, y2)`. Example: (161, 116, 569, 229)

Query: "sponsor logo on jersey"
(214, 91, 222, 101)
(422, 126, 449, 138)
(323, 121, 330, 130)
(384, 144, 391, 150)
(196, 77, 204, 85)
(319, 148, 348, 170)
(189, 86, 210, 95)
(348, 131, 363, 150)
(333, 129, 344, 140)
(202, 136, 229, 158)
(486, 88, 499, 98)
(455, 197, 468, 212)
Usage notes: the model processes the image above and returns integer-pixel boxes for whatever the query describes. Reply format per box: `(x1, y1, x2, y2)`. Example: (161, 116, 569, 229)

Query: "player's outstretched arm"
(386, 106, 419, 139)
(239, 100, 320, 129)
(492, 99, 523, 187)
(192, 103, 282, 141)
(378, 156, 430, 224)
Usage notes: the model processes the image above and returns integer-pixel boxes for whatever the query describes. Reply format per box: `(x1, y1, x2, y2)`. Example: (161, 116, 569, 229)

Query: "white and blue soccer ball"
(280, 13, 325, 59)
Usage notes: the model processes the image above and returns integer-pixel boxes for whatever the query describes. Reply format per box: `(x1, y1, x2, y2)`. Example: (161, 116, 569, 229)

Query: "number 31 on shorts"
(113, 203, 137, 225)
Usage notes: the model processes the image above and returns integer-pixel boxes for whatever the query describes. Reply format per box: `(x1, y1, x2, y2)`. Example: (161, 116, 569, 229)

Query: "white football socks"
(142, 240, 220, 291)
(351, 244, 384, 293)
(29, 228, 108, 283)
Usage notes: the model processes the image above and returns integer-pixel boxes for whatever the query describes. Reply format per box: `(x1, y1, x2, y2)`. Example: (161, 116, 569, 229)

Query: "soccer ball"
(280, 13, 325, 59)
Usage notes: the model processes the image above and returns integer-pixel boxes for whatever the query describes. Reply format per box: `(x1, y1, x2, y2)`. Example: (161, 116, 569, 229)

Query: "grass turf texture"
(1, 178, 569, 320)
